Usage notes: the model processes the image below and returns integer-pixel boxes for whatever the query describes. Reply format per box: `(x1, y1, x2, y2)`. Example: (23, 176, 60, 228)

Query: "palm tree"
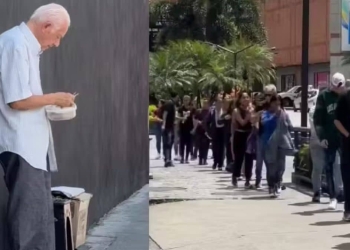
(224, 39, 276, 90)
(149, 0, 266, 46)
(149, 49, 198, 98)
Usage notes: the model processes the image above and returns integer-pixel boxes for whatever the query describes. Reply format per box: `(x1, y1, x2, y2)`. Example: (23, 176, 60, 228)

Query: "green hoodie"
(313, 88, 340, 149)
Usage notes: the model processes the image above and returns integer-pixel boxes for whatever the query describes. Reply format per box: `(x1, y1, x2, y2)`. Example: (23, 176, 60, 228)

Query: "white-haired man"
(0, 4, 74, 249)
(314, 72, 347, 210)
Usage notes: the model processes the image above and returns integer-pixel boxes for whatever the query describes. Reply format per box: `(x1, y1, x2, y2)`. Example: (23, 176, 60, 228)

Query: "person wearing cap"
(334, 79, 350, 221)
(313, 72, 347, 210)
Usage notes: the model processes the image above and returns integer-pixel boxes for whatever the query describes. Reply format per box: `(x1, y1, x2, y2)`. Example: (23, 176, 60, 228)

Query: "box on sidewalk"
(70, 193, 93, 248)
(53, 198, 74, 250)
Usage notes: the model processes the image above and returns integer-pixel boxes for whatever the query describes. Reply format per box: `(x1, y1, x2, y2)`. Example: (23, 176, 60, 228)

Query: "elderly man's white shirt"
(0, 22, 57, 172)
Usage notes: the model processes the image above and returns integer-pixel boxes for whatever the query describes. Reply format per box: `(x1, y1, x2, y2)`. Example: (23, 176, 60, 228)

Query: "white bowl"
(46, 104, 77, 121)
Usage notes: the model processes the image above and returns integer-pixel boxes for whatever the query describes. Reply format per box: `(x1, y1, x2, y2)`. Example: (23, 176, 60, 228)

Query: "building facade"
(261, 0, 330, 91)
(330, 0, 350, 78)
(0, 1, 149, 249)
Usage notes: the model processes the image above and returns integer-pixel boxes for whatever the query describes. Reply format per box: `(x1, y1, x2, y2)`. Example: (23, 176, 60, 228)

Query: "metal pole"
(301, 0, 309, 127)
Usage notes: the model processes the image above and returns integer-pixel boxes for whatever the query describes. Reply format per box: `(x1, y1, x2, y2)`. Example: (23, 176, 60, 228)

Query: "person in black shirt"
(178, 95, 195, 163)
(194, 99, 211, 165)
(162, 92, 179, 167)
(334, 89, 350, 221)
(222, 98, 234, 171)
(206, 93, 226, 170)
(232, 92, 253, 188)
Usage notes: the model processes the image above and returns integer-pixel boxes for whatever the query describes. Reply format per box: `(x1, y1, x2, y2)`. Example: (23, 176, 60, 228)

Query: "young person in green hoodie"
(313, 72, 347, 210)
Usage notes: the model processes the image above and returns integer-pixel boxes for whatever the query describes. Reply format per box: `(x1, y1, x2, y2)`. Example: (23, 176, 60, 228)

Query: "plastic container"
(46, 104, 77, 121)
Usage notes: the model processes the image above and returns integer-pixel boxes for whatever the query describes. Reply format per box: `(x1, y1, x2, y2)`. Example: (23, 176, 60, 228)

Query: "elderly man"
(0, 4, 74, 249)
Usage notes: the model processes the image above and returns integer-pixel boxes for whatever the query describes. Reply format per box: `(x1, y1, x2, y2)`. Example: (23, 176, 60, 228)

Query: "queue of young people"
(152, 85, 294, 198)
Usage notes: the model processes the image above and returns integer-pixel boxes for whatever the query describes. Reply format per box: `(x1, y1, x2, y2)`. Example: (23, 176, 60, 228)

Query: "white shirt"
(0, 22, 57, 172)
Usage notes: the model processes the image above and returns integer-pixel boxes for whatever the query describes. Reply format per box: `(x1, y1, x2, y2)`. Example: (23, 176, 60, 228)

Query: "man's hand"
(52, 92, 75, 108)
(320, 139, 328, 148)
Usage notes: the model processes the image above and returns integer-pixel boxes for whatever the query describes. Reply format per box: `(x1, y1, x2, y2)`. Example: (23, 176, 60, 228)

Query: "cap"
(331, 72, 345, 87)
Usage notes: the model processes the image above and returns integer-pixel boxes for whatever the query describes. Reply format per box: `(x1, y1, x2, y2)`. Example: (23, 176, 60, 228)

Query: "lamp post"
(205, 41, 276, 90)
(300, 0, 310, 127)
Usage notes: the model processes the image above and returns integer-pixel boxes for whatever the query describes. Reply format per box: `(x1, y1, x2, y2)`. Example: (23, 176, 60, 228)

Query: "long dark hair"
(227, 100, 235, 115)
(235, 92, 249, 109)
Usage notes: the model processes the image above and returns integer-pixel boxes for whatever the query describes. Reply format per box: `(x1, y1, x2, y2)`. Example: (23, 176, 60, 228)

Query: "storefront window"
(281, 74, 295, 91)
(314, 72, 329, 89)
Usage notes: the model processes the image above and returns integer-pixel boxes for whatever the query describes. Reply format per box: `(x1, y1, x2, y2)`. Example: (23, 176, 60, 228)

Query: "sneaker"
(245, 181, 252, 189)
(328, 199, 338, 210)
(212, 164, 217, 170)
(255, 181, 262, 190)
(185, 160, 190, 164)
(218, 166, 223, 171)
(232, 177, 238, 187)
(312, 192, 321, 203)
(174, 155, 180, 161)
(268, 187, 274, 197)
(155, 154, 161, 160)
(164, 161, 171, 168)
(203, 160, 208, 165)
(180, 159, 184, 164)
(343, 212, 350, 222)
(276, 186, 282, 195)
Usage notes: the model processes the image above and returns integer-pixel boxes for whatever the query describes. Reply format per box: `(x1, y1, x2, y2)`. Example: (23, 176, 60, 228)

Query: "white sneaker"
(174, 155, 180, 161)
(155, 154, 161, 160)
(328, 199, 338, 210)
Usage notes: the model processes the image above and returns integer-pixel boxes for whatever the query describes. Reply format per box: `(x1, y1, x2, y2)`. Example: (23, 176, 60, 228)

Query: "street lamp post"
(301, 0, 310, 127)
(205, 41, 276, 90)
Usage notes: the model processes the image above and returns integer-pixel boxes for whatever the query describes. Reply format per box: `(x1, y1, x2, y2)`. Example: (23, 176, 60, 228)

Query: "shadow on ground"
(334, 233, 350, 238)
(332, 243, 350, 250)
(293, 209, 342, 216)
(310, 220, 348, 226)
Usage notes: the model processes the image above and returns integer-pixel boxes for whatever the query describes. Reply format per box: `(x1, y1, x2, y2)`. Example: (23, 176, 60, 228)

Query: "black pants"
(192, 135, 198, 158)
(212, 127, 225, 167)
(180, 132, 192, 161)
(341, 139, 350, 212)
(198, 133, 210, 162)
(233, 131, 254, 180)
(162, 129, 174, 162)
(0, 152, 55, 250)
(225, 132, 233, 166)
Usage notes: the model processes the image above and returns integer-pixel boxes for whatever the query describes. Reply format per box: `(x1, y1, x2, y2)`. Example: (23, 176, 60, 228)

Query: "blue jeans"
(155, 123, 162, 154)
(324, 148, 340, 199)
(310, 142, 342, 195)
(162, 129, 174, 163)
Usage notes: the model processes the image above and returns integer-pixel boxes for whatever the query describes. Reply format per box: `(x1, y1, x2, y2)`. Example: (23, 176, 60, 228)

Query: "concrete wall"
(0, 1, 149, 249)
(261, 0, 330, 67)
(330, 0, 350, 78)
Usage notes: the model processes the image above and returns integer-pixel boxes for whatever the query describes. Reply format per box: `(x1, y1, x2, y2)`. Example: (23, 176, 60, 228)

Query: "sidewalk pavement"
(149, 137, 350, 250)
(78, 185, 149, 250)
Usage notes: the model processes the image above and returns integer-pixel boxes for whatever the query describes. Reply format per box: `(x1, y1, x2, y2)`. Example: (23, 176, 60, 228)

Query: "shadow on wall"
(0, 0, 149, 249)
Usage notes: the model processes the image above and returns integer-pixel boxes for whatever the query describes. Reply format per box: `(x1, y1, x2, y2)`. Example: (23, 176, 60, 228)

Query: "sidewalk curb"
(149, 236, 163, 250)
(78, 185, 149, 250)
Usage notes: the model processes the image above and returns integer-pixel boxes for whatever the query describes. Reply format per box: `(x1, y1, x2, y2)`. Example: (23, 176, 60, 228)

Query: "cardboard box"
(70, 193, 93, 248)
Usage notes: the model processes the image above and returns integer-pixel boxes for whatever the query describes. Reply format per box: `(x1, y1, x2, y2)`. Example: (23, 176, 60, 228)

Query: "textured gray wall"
(0, 1, 149, 249)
